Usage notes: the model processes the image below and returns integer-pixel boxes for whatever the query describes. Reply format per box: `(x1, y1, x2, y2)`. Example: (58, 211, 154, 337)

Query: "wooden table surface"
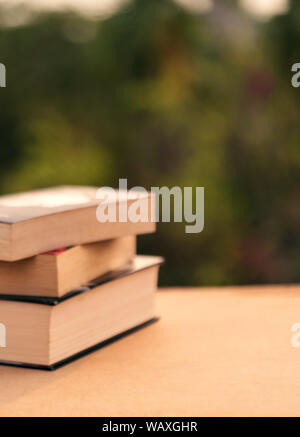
(1, 286, 300, 417)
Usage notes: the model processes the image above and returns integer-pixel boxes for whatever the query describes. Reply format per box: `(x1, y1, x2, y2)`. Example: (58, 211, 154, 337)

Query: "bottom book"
(0, 255, 163, 370)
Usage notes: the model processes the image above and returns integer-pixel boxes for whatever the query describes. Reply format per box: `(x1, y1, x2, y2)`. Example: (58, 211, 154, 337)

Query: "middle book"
(0, 236, 136, 298)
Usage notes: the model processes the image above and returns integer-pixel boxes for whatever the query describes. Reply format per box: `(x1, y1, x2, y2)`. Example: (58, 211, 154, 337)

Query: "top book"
(0, 186, 155, 261)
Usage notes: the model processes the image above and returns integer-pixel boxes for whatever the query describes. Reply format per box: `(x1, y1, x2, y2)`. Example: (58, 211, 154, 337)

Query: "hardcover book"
(0, 256, 162, 370)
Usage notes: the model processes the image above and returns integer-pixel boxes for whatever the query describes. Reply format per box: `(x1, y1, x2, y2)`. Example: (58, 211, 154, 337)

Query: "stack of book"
(0, 186, 162, 370)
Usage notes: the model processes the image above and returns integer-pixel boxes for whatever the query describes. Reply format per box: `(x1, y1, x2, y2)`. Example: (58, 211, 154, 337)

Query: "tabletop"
(1, 286, 300, 417)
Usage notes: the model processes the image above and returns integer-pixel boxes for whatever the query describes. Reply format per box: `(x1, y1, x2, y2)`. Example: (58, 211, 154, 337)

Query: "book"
(0, 256, 162, 370)
(0, 186, 155, 261)
(0, 235, 135, 298)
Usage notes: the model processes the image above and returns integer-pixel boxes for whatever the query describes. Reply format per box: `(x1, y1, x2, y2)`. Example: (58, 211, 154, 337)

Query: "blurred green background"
(0, 0, 299, 286)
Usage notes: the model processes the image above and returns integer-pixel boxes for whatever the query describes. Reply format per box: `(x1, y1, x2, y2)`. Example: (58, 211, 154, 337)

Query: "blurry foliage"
(0, 0, 299, 286)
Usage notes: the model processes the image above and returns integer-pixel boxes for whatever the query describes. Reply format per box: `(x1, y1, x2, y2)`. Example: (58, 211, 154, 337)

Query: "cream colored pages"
(1, 286, 300, 417)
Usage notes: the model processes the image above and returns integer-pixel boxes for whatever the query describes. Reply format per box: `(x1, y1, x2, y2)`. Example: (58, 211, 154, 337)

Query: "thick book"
(0, 256, 162, 370)
(0, 235, 135, 298)
(0, 186, 155, 261)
